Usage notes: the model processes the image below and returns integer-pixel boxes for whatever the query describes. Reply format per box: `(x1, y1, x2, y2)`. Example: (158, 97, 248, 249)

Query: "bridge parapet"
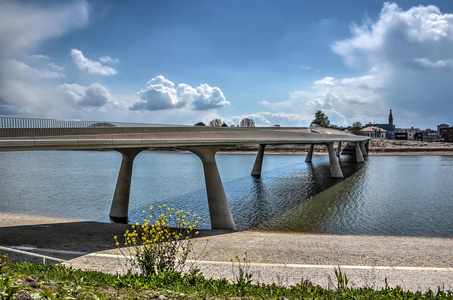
(0, 116, 182, 138)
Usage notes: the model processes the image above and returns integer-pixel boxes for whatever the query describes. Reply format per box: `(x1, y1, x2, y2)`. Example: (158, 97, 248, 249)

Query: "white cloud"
(80, 83, 114, 107)
(47, 62, 65, 72)
(132, 75, 230, 111)
(6, 59, 66, 80)
(57, 83, 114, 108)
(178, 83, 230, 110)
(99, 56, 119, 63)
(71, 49, 118, 76)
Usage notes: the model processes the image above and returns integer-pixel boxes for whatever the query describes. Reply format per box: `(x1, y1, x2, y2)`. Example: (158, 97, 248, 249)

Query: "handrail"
(0, 116, 176, 129)
(0, 246, 71, 265)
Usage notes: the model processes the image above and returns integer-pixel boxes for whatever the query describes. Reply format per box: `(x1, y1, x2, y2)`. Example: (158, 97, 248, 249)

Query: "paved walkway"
(1, 215, 452, 292)
(66, 230, 453, 292)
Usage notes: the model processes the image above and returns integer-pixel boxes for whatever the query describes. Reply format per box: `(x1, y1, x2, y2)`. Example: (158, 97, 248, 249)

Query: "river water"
(0, 151, 452, 237)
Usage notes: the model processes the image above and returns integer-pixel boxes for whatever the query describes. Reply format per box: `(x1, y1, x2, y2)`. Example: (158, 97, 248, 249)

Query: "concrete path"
(1, 215, 452, 292)
(68, 230, 453, 292)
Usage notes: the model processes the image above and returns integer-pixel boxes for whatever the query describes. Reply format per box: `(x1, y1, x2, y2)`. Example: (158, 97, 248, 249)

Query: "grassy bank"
(1, 261, 452, 299)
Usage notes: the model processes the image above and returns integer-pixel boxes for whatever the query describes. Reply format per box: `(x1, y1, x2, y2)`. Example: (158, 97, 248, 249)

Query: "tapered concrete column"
(326, 143, 343, 178)
(251, 144, 266, 177)
(305, 144, 314, 163)
(359, 141, 368, 157)
(110, 148, 147, 222)
(336, 142, 342, 157)
(364, 140, 370, 153)
(185, 146, 236, 230)
(355, 142, 365, 163)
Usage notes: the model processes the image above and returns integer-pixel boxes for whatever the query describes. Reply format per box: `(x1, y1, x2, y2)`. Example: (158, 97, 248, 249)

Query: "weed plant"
(115, 205, 204, 276)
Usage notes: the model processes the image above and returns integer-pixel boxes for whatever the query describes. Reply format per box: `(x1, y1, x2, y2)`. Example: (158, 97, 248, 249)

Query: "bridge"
(0, 116, 369, 230)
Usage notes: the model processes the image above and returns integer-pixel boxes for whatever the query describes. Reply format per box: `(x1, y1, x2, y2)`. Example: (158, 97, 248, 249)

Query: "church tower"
(388, 109, 393, 127)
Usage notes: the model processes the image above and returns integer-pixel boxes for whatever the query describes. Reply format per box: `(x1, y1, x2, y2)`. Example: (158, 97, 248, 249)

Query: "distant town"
(350, 110, 453, 142)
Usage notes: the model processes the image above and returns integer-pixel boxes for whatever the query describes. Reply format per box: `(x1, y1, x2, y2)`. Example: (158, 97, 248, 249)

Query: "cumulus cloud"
(58, 83, 114, 107)
(132, 75, 230, 111)
(71, 49, 118, 76)
(257, 3, 453, 128)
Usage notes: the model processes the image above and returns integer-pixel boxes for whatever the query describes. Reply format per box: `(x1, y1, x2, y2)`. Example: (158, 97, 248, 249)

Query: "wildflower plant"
(115, 205, 204, 276)
(0, 253, 7, 272)
(231, 251, 253, 286)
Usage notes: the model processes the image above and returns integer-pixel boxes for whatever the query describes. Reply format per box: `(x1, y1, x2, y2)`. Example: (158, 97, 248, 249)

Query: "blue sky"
(1, 0, 453, 129)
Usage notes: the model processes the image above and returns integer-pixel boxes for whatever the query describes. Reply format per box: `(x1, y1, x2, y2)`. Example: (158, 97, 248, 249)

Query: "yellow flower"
(142, 210, 145, 213)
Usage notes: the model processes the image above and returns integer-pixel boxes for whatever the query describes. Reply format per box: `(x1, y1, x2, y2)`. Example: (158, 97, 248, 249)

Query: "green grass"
(1, 262, 452, 299)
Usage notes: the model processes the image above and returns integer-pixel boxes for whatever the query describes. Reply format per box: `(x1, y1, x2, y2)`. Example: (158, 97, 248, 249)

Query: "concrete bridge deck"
(0, 123, 369, 230)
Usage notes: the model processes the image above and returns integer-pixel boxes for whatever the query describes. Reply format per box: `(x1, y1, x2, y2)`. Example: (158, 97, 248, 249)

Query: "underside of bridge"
(108, 140, 369, 230)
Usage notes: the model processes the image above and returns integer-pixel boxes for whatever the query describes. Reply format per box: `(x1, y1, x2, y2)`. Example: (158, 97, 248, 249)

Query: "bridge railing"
(0, 116, 180, 138)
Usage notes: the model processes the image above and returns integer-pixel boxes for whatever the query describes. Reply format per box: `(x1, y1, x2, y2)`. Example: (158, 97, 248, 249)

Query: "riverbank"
(1, 213, 452, 291)
(146, 139, 453, 156)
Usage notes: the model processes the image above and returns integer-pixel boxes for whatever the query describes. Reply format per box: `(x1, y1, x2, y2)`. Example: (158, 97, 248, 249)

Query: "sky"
(1, 0, 453, 129)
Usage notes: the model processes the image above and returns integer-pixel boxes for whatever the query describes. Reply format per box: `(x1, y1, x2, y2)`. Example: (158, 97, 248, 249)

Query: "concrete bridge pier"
(109, 148, 147, 222)
(355, 142, 365, 163)
(360, 141, 368, 157)
(185, 146, 236, 230)
(326, 142, 344, 178)
(336, 142, 342, 157)
(251, 144, 266, 177)
(305, 144, 314, 163)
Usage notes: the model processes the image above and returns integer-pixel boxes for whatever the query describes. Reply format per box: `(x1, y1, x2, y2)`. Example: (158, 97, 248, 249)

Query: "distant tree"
(351, 121, 363, 135)
(311, 110, 331, 127)
(221, 122, 228, 127)
(209, 119, 223, 127)
(194, 121, 206, 126)
(240, 118, 255, 127)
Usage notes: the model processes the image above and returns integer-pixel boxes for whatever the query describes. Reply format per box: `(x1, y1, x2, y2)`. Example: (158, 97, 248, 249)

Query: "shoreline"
(147, 149, 453, 156)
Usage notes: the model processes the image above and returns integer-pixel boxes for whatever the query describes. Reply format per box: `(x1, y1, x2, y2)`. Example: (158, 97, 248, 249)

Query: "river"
(0, 151, 452, 237)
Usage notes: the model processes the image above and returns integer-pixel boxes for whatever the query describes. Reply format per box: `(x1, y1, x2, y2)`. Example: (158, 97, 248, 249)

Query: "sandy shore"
(1, 213, 453, 291)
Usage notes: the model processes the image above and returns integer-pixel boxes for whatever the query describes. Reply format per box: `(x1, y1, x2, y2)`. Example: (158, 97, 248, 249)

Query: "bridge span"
(0, 117, 369, 230)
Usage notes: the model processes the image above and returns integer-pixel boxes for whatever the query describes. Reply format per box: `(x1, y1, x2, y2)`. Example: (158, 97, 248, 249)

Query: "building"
(361, 126, 387, 139)
(365, 109, 396, 139)
(440, 127, 453, 142)
(397, 127, 420, 141)
(437, 123, 449, 135)
(420, 129, 439, 142)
